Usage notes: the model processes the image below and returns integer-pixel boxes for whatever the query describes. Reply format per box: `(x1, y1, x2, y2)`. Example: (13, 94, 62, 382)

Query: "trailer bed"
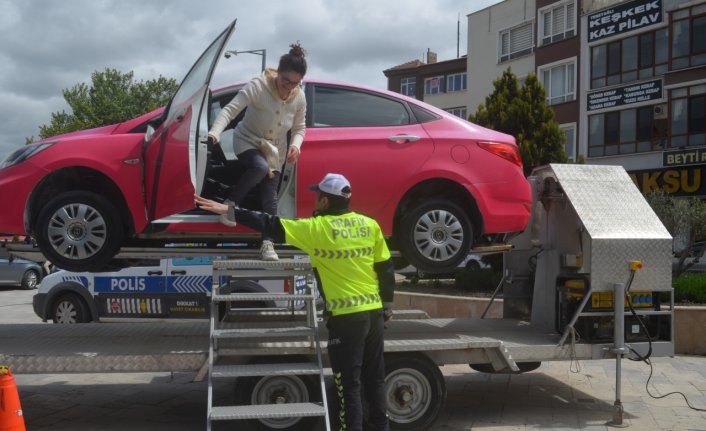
(0, 315, 669, 374)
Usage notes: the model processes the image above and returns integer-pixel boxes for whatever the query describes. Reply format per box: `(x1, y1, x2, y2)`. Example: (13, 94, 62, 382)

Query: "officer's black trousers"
(327, 309, 388, 431)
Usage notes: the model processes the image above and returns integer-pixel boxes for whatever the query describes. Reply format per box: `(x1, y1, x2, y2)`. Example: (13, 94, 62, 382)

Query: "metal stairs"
(206, 259, 331, 431)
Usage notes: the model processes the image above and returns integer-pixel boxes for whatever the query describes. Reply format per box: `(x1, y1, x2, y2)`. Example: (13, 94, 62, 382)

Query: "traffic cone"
(0, 366, 26, 431)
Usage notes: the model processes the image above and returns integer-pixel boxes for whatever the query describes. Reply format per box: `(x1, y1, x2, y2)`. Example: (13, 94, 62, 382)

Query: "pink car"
(0, 21, 531, 273)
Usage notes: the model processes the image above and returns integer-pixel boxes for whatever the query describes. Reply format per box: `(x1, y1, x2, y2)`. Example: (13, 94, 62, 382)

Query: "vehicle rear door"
(144, 20, 236, 221)
(298, 84, 434, 218)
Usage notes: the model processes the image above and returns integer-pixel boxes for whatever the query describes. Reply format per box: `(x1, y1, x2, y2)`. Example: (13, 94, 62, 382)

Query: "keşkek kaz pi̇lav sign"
(588, 0, 662, 42)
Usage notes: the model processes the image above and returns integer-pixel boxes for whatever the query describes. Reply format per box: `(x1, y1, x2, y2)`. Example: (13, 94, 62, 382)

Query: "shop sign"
(629, 165, 706, 197)
(587, 79, 661, 111)
(663, 148, 706, 167)
(588, 0, 662, 42)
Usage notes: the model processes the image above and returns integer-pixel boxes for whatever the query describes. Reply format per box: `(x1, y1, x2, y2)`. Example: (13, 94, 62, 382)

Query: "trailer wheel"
(235, 372, 321, 431)
(385, 354, 446, 431)
(52, 293, 90, 324)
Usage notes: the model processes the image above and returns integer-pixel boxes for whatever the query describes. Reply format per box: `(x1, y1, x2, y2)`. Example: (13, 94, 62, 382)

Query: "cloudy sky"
(0, 0, 501, 156)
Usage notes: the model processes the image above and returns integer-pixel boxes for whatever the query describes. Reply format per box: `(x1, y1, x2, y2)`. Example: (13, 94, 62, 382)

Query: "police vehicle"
(33, 256, 308, 323)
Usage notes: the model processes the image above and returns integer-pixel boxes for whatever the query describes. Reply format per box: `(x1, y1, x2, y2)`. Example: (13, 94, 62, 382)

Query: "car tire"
(398, 199, 473, 274)
(20, 269, 40, 290)
(465, 259, 481, 271)
(52, 293, 91, 324)
(35, 191, 124, 272)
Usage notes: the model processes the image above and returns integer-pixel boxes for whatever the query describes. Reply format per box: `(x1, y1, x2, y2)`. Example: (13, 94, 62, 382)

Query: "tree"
(35, 68, 178, 140)
(644, 190, 706, 276)
(469, 68, 568, 176)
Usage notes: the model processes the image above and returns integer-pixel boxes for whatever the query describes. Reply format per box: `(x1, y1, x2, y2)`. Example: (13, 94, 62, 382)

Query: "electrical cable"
(623, 269, 706, 412)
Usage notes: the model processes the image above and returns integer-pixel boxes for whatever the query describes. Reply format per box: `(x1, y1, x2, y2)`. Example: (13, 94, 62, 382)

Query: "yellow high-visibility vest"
(281, 212, 390, 316)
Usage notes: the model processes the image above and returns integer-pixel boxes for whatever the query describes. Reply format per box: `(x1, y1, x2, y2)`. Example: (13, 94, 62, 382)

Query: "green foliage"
(644, 190, 706, 277)
(672, 272, 706, 303)
(469, 68, 568, 176)
(36, 68, 178, 139)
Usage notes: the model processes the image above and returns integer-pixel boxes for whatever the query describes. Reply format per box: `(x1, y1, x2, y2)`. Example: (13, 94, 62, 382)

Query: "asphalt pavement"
(2, 286, 705, 430)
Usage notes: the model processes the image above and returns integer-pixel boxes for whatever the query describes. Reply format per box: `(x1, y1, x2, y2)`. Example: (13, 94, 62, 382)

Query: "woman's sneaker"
(219, 213, 237, 228)
(219, 200, 237, 227)
(260, 240, 279, 261)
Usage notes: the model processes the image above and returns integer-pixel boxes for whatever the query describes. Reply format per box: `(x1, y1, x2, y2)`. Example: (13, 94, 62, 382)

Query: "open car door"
(144, 20, 236, 221)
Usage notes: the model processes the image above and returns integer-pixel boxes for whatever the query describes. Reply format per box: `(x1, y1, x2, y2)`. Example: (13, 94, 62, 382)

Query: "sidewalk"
(14, 356, 706, 430)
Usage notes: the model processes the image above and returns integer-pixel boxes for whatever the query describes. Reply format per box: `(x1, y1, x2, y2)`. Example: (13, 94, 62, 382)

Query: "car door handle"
(171, 270, 187, 275)
(148, 271, 163, 275)
(388, 135, 420, 143)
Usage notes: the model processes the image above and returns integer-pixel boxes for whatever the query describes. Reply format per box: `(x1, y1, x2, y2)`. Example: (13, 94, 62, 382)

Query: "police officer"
(194, 173, 395, 431)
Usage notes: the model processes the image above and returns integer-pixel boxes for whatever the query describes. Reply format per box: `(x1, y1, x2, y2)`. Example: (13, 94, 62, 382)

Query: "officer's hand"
(383, 308, 393, 322)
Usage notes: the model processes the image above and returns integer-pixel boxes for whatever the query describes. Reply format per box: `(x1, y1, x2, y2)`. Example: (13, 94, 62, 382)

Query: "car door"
(298, 84, 434, 218)
(144, 20, 236, 221)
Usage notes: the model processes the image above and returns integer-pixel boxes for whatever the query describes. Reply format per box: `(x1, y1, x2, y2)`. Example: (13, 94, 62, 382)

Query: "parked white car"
(33, 256, 308, 323)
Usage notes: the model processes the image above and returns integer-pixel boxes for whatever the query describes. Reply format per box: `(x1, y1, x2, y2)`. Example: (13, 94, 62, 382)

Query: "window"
(671, 5, 706, 69)
(559, 124, 576, 161)
(447, 73, 467, 92)
(588, 106, 663, 157)
(446, 107, 467, 119)
(590, 28, 668, 89)
(400, 77, 416, 98)
(540, 1, 575, 45)
(540, 61, 575, 105)
(670, 84, 706, 147)
(499, 22, 534, 63)
(312, 85, 410, 127)
(424, 76, 445, 95)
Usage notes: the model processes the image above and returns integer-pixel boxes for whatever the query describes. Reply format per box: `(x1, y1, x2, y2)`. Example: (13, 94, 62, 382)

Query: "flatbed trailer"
(0, 164, 676, 430)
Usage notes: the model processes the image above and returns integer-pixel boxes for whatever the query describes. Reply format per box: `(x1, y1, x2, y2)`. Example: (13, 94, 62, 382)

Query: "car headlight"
(0, 142, 55, 169)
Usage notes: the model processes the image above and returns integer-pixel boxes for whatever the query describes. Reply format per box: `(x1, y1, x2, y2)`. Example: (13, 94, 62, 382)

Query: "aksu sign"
(588, 0, 662, 42)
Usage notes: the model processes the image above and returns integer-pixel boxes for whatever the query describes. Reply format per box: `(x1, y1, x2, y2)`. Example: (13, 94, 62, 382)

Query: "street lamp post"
(224, 49, 267, 72)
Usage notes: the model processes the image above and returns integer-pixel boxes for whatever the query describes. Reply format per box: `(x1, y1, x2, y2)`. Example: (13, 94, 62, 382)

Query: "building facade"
(384, 0, 706, 198)
(383, 52, 469, 118)
(467, 0, 537, 114)
(581, 0, 706, 198)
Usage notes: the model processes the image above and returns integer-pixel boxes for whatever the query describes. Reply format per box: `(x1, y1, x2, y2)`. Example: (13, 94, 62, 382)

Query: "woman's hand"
(287, 146, 300, 164)
(194, 194, 228, 214)
(207, 133, 220, 145)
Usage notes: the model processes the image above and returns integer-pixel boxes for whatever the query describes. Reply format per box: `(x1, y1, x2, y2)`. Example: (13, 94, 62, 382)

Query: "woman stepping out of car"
(207, 42, 307, 261)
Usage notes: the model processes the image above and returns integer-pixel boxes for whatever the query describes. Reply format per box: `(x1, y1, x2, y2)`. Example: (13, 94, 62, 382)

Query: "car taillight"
(477, 141, 523, 168)
(284, 278, 290, 293)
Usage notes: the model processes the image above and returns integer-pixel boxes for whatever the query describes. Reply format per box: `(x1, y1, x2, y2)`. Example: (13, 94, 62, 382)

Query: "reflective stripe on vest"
(327, 293, 382, 312)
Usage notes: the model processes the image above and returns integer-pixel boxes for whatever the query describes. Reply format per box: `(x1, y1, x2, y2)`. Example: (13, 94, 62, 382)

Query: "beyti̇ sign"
(663, 148, 706, 167)
(588, 0, 662, 42)
(587, 79, 662, 111)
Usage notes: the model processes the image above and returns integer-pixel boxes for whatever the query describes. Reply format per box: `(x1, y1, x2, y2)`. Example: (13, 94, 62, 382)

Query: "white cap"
(309, 173, 352, 198)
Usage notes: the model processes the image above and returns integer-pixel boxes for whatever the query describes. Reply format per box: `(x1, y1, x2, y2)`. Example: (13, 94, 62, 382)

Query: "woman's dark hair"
(278, 42, 307, 76)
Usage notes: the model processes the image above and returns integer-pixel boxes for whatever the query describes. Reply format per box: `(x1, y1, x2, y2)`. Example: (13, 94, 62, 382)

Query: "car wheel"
(52, 294, 90, 324)
(20, 269, 40, 290)
(398, 199, 473, 274)
(35, 191, 124, 272)
(465, 259, 481, 271)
